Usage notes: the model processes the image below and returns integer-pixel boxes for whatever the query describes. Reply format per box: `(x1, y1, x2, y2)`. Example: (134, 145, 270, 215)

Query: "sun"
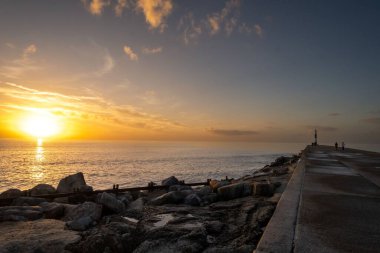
(20, 112, 61, 138)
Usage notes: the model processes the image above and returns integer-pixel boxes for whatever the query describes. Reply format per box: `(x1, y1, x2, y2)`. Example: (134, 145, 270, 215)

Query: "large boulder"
(195, 186, 212, 197)
(201, 193, 219, 205)
(217, 182, 252, 201)
(209, 180, 230, 191)
(184, 194, 202, 206)
(0, 189, 23, 199)
(97, 192, 125, 213)
(252, 181, 274, 197)
(161, 176, 179, 186)
(169, 184, 192, 192)
(63, 201, 102, 221)
(0, 219, 80, 253)
(0, 206, 43, 222)
(150, 191, 186, 205)
(56, 172, 93, 193)
(39, 202, 65, 219)
(66, 216, 93, 231)
(30, 184, 56, 196)
(11, 197, 47, 206)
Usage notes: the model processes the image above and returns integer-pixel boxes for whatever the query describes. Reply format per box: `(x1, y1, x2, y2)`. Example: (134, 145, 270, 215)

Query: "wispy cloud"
(138, 90, 158, 105)
(178, 12, 203, 45)
(97, 49, 115, 76)
(136, 0, 173, 31)
(363, 117, 380, 125)
(123, 45, 139, 61)
(115, 0, 129, 16)
(254, 24, 263, 38)
(329, 112, 340, 117)
(142, 46, 163, 54)
(207, 128, 258, 136)
(207, 0, 240, 36)
(81, 0, 111, 15)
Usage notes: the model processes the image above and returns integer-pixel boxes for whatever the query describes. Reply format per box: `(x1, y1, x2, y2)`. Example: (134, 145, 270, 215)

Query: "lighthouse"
(314, 129, 318, 146)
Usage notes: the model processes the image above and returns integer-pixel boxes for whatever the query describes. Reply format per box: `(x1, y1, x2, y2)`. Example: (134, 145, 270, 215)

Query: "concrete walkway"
(255, 145, 380, 253)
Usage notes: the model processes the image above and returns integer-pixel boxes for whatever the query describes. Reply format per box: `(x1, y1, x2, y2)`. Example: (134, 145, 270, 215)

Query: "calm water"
(0, 140, 305, 192)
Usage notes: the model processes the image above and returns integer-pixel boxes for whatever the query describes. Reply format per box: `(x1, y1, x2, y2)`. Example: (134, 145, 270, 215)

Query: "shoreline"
(0, 154, 300, 253)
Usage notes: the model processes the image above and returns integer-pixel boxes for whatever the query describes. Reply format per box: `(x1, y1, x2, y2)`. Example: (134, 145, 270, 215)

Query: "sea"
(0, 140, 378, 193)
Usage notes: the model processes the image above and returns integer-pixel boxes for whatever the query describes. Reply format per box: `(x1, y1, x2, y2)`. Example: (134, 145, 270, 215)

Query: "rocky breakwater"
(0, 155, 299, 253)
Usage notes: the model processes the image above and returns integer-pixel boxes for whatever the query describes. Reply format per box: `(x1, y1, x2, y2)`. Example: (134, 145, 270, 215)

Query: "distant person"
(335, 142, 338, 150)
(342, 141, 345, 151)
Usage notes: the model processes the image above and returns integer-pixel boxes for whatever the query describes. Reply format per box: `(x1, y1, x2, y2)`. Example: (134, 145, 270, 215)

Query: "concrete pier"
(255, 145, 380, 253)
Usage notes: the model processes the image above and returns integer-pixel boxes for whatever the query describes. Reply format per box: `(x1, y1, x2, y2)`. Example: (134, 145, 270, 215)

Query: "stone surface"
(30, 184, 56, 196)
(39, 202, 65, 219)
(209, 180, 230, 191)
(0, 219, 80, 253)
(217, 182, 252, 200)
(11, 196, 47, 206)
(195, 186, 212, 196)
(63, 201, 102, 221)
(201, 193, 219, 204)
(168, 184, 193, 192)
(57, 172, 92, 193)
(0, 206, 43, 221)
(150, 191, 186, 205)
(97, 192, 125, 213)
(0, 188, 23, 199)
(252, 181, 274, 197)
(183, 193, 202, 206)
(66, 216, 93, 231)
(161, 176, 180, 186)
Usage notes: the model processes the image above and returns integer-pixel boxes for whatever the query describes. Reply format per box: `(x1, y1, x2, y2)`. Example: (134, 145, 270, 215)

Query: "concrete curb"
(254, 152, 306, 253)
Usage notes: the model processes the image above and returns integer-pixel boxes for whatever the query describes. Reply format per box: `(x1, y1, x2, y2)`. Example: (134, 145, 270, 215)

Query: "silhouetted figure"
(335, 142, 338, 150)
(342, 141, 345, 151)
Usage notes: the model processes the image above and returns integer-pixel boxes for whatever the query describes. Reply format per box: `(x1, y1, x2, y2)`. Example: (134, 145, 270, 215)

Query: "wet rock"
(57, 172, 93, 193)
(0, 219, 80, 253)
(209, 180, 230, 191)
(39, 202, 65, 219)
(184, 193, 202, 206)
(63, 201, 102, 221)
(97, 192, 125, 213)
(217, 182, 252, 200)
(270, 156, 291, 167)
(66, 216, 93, 231)
(0, 188, 23, 199)
(252, 181, 274, 197)
(273, 166, 288, 176)
(11, 197, 47, 206)
(161, 176, 180, 186)
(0, 206, 43, 221)
(169, 184, 192, 192)
(150, 191, 186, 205)
(30, 184, 56, 196)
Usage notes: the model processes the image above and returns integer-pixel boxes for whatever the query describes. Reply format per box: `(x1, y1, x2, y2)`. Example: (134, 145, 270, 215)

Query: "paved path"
(255, 145, 380, 253)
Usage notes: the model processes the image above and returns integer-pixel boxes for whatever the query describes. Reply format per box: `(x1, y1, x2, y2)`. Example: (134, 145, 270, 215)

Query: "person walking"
(335, 142, 338, 150)
(342, 141, 345, 151)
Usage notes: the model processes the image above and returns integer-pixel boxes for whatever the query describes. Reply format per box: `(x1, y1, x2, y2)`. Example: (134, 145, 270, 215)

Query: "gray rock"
(205, 220, 224, 234)
(195, 186, 212, 197)
(0, 219, 80, 253)
(39, 202, 65, 219)
(117, 192, 133, 204)
(161, 176, 179, 186)
(63, 201, 102, 221)
(0, 206, 43, 221)
(150, 191, 186, 205)
(252, 181, 274, 197)
(11, 197, 47, 206)
(168, 184, 192, 192)
(56, 172, 92, 193)
(30, 184, 56, 196)
(217, 182, 252, 200)
(184, 194, 202, 206)
(128, 197, 146, 211)
(202, 193, 219, 204)
(0, 188, 23, 199)
(66, 216, 93, 231)
(97, 192, 125, 213)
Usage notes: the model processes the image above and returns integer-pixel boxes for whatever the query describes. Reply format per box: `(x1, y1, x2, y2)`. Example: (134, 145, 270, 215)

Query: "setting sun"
(20, 112, 61, 138)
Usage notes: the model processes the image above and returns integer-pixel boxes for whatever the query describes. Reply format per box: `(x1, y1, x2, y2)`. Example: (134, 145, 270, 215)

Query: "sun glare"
(20, 112, 61, 138)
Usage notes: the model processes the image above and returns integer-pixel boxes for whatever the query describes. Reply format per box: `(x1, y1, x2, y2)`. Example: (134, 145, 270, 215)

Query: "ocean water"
(0, 140, 306, 193)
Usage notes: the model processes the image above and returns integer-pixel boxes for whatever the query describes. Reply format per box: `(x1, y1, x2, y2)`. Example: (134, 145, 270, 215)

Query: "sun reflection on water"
(33, 138, 45, 180)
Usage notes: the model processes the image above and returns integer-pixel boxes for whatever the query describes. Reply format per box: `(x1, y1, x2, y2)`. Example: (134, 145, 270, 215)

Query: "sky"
(0, 0, 379, 143)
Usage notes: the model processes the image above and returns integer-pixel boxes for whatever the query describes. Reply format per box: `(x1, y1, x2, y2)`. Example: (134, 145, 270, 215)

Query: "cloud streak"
(123, 45, 138, 61)
(363, 117, 380, 125)
(305, 125, 338, 131)
(136, 0, 173, 31)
